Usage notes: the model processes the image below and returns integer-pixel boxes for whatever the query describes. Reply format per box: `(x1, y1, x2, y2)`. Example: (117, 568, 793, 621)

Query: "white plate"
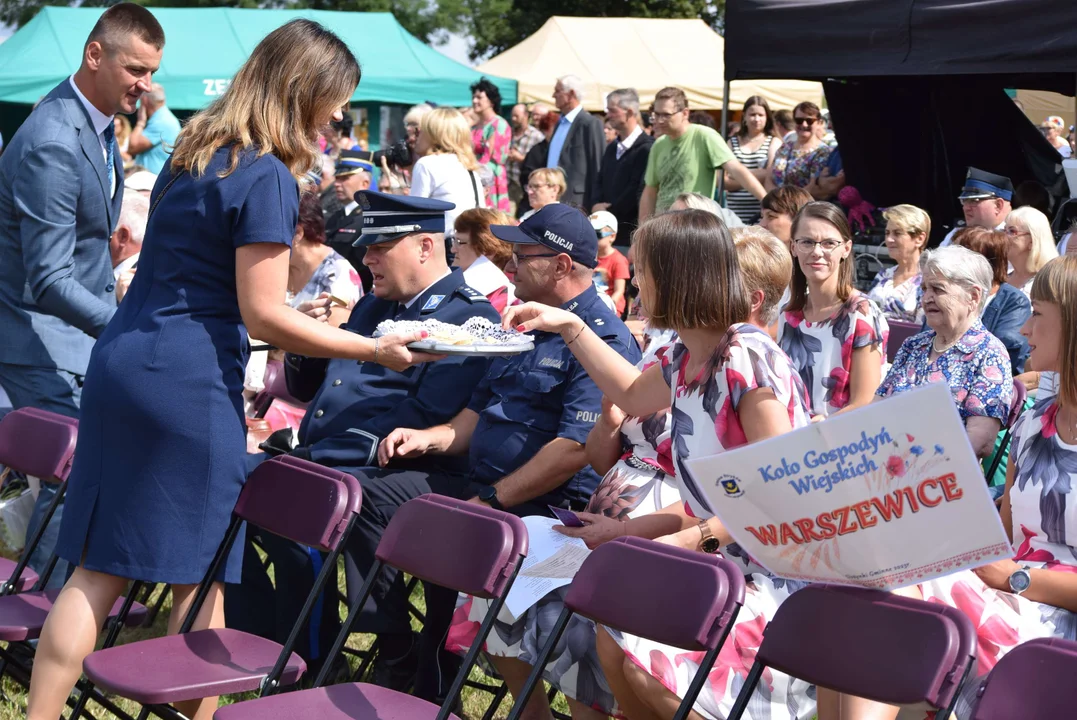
(405, 339, 535, 356)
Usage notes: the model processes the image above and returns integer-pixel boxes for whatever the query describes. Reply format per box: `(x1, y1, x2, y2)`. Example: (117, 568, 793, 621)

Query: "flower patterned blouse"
(868, 266, 923, 324)
(656, 323, 812, 526)
(288, 250, 363, 310)
(472, 116, 512, 212)
(771, 139, 832, 188)
(778, 292, 889, 418)
(876, 320, 1012, 424)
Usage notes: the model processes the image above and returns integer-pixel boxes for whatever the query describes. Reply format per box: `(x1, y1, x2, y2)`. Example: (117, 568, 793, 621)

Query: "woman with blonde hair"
(411, 107, 484, 228)
(868, 203, 930, 323)
(27, 20, 431, 720)
(1005, 205, 1059, 297)
(520, 166, 566, 221)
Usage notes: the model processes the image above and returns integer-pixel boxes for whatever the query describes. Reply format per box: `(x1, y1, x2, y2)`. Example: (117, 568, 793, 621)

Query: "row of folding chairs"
(4, 406, 1076, 720)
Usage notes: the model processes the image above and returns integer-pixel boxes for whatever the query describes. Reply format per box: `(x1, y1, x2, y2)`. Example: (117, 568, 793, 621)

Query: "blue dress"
(55, 147, 299, 584)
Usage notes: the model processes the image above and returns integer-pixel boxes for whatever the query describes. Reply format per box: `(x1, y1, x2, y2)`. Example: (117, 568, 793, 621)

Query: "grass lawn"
(0, 555, 562, 719)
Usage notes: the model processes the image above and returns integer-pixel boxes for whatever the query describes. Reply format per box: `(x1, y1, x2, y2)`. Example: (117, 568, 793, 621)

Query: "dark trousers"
(0, 363, 82, 589)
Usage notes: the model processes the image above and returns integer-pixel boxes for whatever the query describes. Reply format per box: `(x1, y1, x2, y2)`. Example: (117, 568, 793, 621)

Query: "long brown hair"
(786, 201, 856, 312)
(170, 19, 360, 181)
(1030, 256, 1077, 408)
(633, 210, 749, 331)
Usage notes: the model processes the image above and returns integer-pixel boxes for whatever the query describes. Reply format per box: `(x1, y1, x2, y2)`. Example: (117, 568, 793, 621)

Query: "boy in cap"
(590, 210, 630, 316)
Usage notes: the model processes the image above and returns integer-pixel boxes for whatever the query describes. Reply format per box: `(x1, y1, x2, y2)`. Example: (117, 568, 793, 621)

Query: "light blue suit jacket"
(0, 80, 122, 375)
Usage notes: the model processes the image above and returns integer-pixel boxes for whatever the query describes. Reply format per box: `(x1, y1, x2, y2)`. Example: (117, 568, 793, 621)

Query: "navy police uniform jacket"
(285, 270, 499, 474)
(324, 208, 373, 293)
(466, 284, 641, 509)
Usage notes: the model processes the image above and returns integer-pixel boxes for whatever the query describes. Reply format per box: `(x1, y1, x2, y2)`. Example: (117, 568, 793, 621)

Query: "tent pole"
(718, 80, 731, 207)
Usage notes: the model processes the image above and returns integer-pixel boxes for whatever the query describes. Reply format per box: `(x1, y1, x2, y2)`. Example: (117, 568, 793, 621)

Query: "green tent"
(0, 7, 515, 109)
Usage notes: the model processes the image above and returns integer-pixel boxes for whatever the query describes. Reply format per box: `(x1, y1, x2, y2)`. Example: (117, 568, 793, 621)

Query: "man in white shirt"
(940, 167, 1013, 247)
(325, 149, 374, 292)
(591, 88, 654, 244)
(111, 192, 149, 303)
(545, 74, 605, 208)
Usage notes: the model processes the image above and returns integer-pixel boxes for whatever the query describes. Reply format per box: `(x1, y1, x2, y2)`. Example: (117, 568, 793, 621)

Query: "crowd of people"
(2, 5, 1077, 720)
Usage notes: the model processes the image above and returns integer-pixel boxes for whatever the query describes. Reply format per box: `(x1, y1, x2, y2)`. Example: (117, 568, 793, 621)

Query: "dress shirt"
(547, 105, 583, 170)
(113, 253, 140, 281)
(616, 126, 643, 160)
(68, 76, 116, 197)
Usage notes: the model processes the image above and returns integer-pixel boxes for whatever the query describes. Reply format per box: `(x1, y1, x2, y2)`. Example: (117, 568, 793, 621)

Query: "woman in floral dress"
(470, 78, 512, 211)
(503, 210, 814, 720)
(765, 102, 831, 191)
(445, 336, 680, 719)
(779, 202, 889, 419)
(914, 256, 1077, 718)
(867, 204, 929, 324)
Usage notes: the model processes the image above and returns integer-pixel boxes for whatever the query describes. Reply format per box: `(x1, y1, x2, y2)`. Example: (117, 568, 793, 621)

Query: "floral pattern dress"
(778, 292, 889, 418)
(867, 266, 923, 324)
(770, 140, 831, 188)
(609, 324, 816, 720)
(472, 116, 512, 212)
(445, 340, 682, 714)
(912, 396, 1077, 718)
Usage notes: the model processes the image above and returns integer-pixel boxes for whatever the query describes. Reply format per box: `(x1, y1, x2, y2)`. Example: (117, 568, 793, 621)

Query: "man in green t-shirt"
(639, 87, 766, 223)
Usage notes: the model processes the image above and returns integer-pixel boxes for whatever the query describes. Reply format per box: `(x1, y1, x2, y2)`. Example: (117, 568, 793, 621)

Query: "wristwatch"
(477, 485, 504, 511)
(697, 520, 721, 554)
(1008, 566, 1032, 595)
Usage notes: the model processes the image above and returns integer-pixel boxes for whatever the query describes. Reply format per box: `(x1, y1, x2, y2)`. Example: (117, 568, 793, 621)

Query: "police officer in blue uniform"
(324, 149, 376, 292)
(226, 190, 499, 680)
(374, 203, 640, 696)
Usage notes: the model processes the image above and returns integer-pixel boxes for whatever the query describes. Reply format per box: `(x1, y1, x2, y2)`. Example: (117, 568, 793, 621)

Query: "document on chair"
(504, 515, 591, 620)
(684, 382, 1012, 591)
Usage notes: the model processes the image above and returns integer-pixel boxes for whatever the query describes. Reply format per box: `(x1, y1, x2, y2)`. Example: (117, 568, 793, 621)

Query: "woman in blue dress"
(27, 20, 430, 720)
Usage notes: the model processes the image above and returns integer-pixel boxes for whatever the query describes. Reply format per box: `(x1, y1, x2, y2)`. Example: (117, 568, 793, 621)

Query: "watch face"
(1009, 569, 1031, 593)
(701, 537, 721, 554)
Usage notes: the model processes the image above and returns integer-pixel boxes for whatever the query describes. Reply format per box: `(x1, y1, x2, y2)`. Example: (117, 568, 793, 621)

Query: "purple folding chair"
(727, 584, 977, 719)
(212, 494, 529, 720)
(887, 320, 922, 362)
(967, 637, 1077, 719)
(984, 378, 1028, 483)
(79, 455, 362, 720)
(252, 360, 309, 419)
(506, 536, 746, 720)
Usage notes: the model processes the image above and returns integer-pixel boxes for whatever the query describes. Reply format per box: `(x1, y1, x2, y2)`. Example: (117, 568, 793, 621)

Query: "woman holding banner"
(498, 210, 814, 720)
(911, 255, 1077, 718)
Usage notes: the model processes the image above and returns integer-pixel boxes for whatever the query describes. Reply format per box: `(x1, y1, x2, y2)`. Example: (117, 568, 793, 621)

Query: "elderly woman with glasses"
(877, 245, 1013, 458)
(1005, 206, 1060, 298)
(779, 202, 889, 420)
(868, 204, 930, 323)
(765, 101, 832, 192)
(519, 167, 566, 221)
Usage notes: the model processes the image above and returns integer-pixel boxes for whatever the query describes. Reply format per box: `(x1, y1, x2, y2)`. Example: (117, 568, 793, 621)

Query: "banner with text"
(684, 382, 1011, 590)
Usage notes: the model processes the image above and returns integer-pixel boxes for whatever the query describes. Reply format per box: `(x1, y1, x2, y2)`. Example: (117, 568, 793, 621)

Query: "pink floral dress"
(445, 338, 682, 714)
(914, 397, 1077, 718)
(472, 116, 512, 212)
(609, 324, 816, 720)
(778, 292, 889, 418)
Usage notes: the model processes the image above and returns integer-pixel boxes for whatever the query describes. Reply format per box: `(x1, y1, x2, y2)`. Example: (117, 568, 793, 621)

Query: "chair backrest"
(968, 637, 1077, 719)
(375, 494, 528, 598)
(233, 455, 362, 552)
(0, 407, 78, 482)
(887, 320, 921, 362)
(263, 359, 308, 409)
(1008, 379, 1027, 428)
(564, 536, 746, 651)
(756, 584, 976, 710)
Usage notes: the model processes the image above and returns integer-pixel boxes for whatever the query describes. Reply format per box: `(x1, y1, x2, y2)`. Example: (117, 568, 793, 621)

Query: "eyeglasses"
(595, 230, 615, 239)
(1004, 226, 1030, 237)
(649, 110, 683, 123)
(794, 238, 846, 254)
(511, 251, 560, 265)
(794, 116, 818, 126)
(450, 236, 470, 246)
(527, 183, 551, 191)
(959, 197, 992, 206)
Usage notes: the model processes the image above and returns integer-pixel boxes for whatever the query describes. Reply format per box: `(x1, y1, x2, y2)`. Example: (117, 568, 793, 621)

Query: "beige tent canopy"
(1016, 89, 1075, 132)
(476, 16, 823, 112)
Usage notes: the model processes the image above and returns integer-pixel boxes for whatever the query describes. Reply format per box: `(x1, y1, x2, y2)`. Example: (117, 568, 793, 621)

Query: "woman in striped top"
(725, 96, 779, 224)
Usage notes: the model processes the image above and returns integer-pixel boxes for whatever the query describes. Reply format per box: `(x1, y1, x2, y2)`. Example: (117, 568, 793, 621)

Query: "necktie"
(103, 121, 116, 193)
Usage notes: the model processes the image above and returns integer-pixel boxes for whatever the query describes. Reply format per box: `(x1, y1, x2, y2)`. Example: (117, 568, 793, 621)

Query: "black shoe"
(370, 633, 419, 693)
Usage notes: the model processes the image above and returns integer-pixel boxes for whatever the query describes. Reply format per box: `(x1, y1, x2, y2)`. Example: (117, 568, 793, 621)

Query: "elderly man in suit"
(547, 74, 605, 209)
(0, 3, 164, 585)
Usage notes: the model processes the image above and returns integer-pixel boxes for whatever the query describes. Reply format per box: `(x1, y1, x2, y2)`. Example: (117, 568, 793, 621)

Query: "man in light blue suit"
(0, 3, 164, 585)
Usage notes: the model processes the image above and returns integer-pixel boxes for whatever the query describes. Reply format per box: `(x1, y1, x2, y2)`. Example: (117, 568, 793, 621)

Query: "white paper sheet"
(503, 515, 591, 620)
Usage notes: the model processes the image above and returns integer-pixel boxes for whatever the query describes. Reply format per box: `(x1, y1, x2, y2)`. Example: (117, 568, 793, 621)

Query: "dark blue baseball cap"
(351, 190, 455, 246)
(490, 204, 598, 268)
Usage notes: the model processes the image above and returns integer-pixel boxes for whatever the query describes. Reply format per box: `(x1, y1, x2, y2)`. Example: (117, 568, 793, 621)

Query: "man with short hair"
(126, 82, 179, 173)
(0, 1, 164, 585)
(325, 148, 375, 291)
(639, 87, 765, 224)
(228, 189, 501, 683)
(507, 103, 544, 208)
(591, 88, 653, 244)
(374, 204, 640, 698)
(111, 192, 149, 303)
(546, 74, 605, 208)
(940, 167, 1015, 247)
(530, 102, 551, 128)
